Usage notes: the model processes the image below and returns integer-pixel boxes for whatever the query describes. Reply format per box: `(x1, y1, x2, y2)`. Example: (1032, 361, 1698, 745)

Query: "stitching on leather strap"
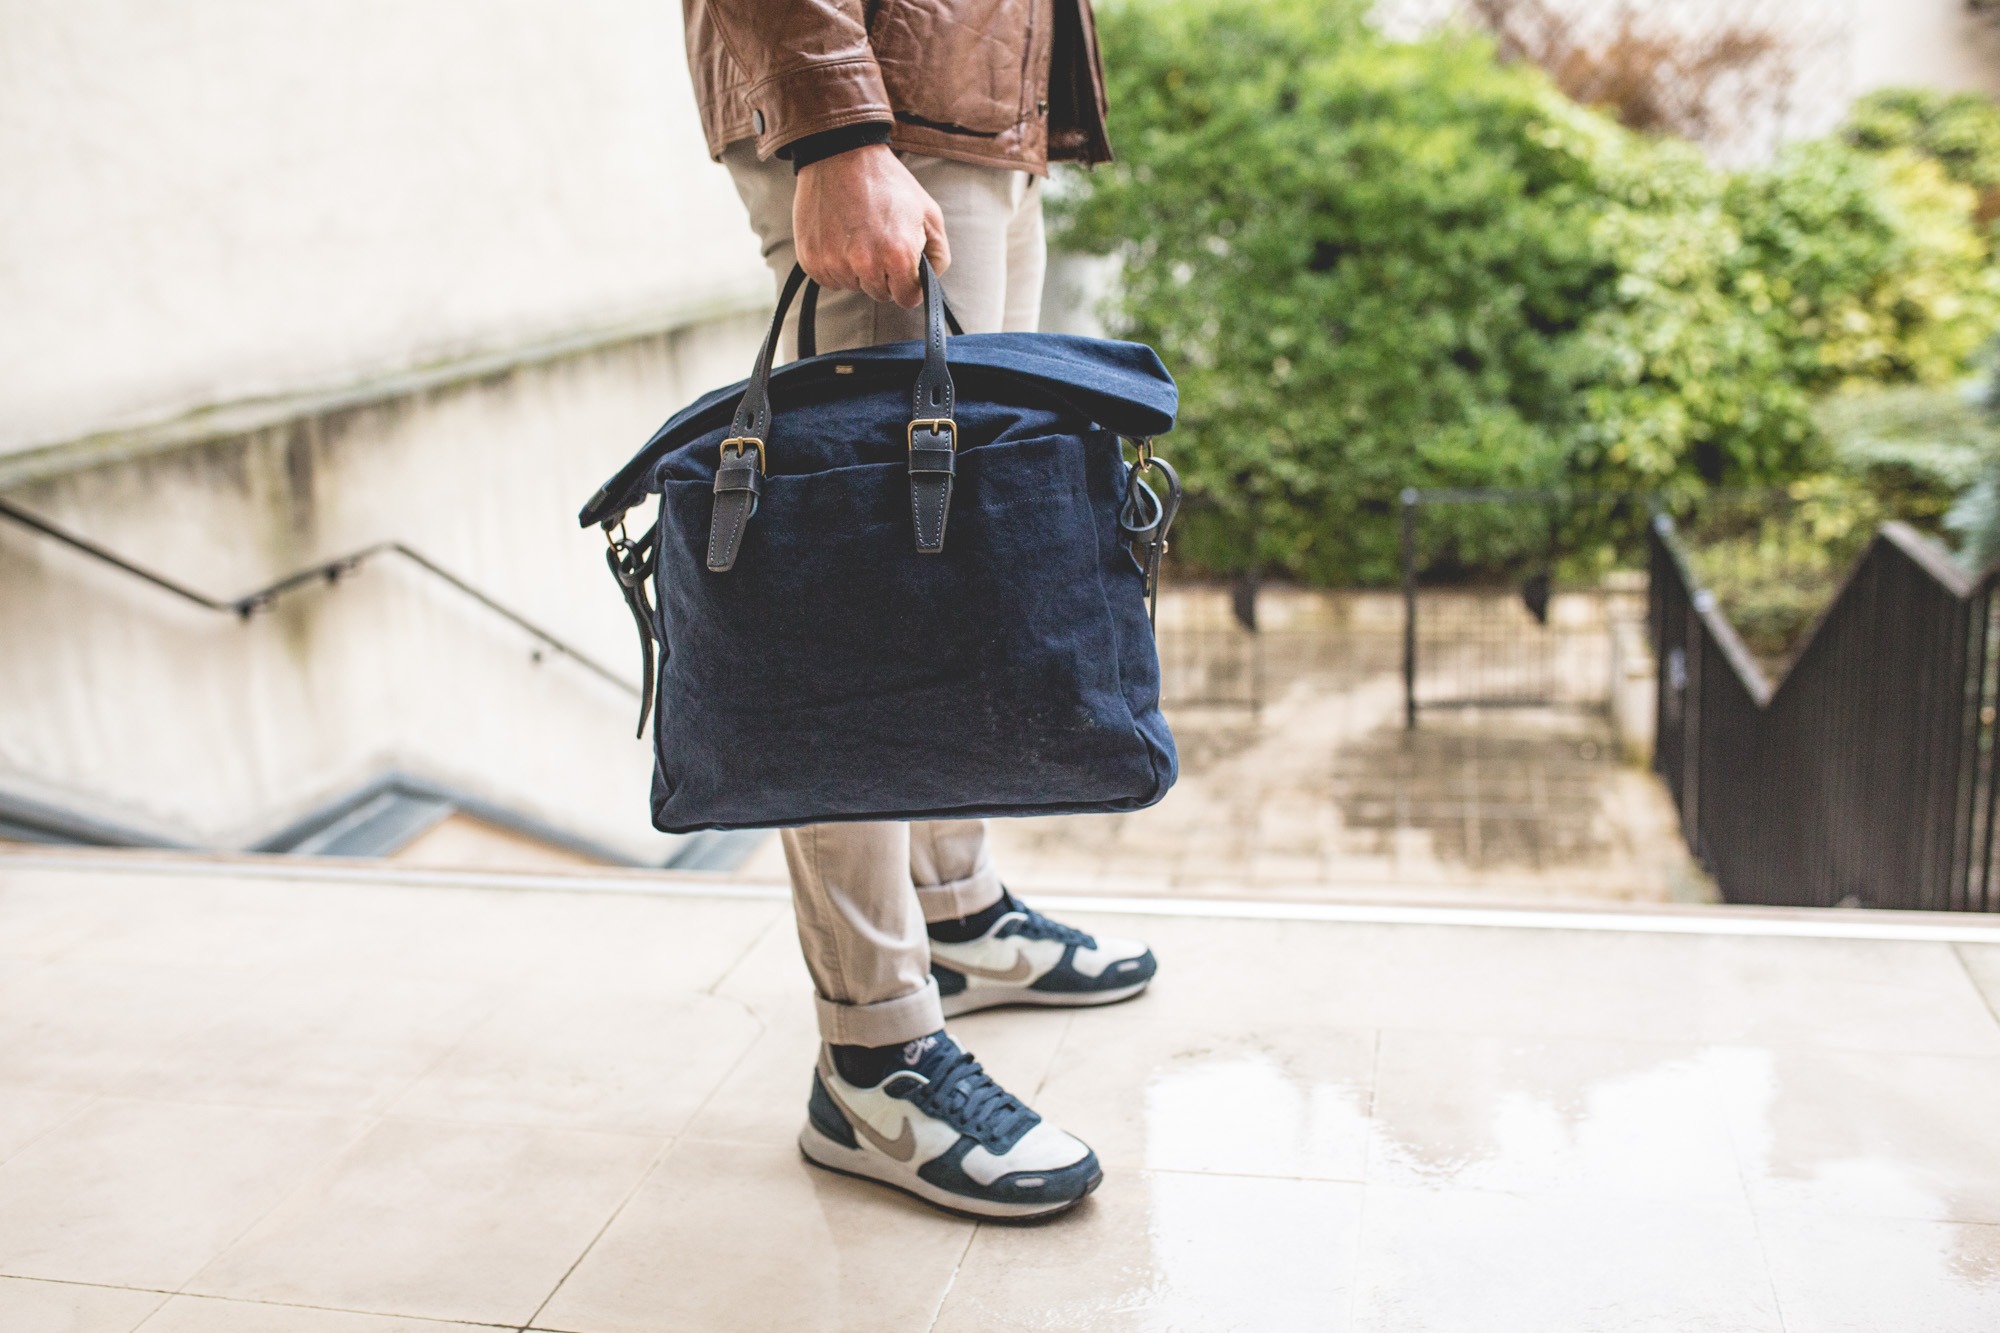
(913, 476, 948, 550)
(709, 494, 749, 569)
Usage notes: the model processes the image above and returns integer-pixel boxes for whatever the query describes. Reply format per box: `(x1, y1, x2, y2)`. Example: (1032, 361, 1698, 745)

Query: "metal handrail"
(1649, 513, 1999, 912)
(0, 495, 639, 698)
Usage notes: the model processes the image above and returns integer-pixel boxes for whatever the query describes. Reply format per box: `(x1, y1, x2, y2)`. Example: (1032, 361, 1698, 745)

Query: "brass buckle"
(1132, 437, 1156, 472)
(719, 437, 766, 472)
(907, 418, 958, 450)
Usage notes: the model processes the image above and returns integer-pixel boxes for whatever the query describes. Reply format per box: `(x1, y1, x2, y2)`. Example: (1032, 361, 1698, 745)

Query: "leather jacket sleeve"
(691, 0, 894, 158)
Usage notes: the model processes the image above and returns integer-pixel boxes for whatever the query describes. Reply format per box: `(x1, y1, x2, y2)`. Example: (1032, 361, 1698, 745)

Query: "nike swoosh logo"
(948, 953, 1034, 983)
(824, 1079, 917, 1162)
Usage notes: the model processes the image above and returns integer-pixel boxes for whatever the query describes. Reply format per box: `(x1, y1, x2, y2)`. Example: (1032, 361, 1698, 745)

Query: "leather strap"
(908, 431, 956, 553)
(910, 257, 955, 422)
(605, 521, 662, 736)
(799, 282, 820, 360)
(708, 257, 961, 567)
(797, 271, 963, 361)
(729, 264, 811, 445)
(906, 257, 958, 554)
(580, 266, 975, 531)
(702, 264, 808, 572)
(707, 446, 764, 572)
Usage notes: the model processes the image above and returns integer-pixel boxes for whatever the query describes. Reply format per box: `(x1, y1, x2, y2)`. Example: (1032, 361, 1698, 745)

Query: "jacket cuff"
(784, 121, 893, 172)
(746, 57, 892, 160)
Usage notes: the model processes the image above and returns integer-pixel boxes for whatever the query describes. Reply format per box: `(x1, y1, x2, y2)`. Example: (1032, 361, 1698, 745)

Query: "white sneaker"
(798, 1032, 1102, 1220)
(930, 892, 1157, 1017)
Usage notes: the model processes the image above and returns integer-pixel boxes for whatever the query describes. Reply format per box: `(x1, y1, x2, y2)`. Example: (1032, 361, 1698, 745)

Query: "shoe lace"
(997, 900, 1096, 949)
(905, 1048, 1036, 1147)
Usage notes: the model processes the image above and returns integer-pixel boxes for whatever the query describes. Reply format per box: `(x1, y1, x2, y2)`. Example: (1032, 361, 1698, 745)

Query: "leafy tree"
(1813, 380, 2000, 526)
(1056, 1, 2000, 584)
(1844, 88, 2000, 207)
(1060, 0, 1800, 580)
(1723, 140, 2000, 393)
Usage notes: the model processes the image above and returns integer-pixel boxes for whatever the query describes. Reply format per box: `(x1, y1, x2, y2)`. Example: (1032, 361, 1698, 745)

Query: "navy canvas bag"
(578, 259, 1182, 833)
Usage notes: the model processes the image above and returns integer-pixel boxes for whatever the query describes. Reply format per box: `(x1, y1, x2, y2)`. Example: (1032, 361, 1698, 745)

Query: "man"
(682, 0, 1157, 1220)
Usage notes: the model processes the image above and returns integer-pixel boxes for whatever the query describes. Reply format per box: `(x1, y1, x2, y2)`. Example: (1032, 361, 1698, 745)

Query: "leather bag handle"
(798, 274, 963, 361)
(708, 257, 960, 571)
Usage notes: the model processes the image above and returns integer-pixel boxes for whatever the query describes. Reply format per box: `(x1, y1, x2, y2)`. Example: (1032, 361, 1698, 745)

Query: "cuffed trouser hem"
(913, 863, 1005, 922)
(813, 974, 947, 1047)
(910, 820, 1006, 922)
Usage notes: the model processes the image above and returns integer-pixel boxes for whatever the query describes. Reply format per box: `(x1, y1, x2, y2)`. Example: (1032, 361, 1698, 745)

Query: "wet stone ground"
(980, 587, 1706, 905)
(5, 854, 1996, 1332)
(1332, 716, 1625, 871)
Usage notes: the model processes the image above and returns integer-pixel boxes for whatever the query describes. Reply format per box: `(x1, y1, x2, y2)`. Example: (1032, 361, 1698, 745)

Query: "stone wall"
(0, 312, 765, 858)
(0, 0, 765, 459)
(0, 2, 781, 856)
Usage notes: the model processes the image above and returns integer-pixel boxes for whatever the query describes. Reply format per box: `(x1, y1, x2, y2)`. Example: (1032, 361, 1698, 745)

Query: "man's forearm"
(694, 0, 894, 154)
(696, 0, 946, 306)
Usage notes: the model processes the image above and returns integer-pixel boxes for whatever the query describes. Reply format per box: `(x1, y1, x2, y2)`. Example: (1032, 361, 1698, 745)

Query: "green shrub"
(1680, 375, 2000, 669)
(1057, 2, 2000, 584)
(1812, 380, 2000, 526)
(1724, 141, 2000, 392)
(1825, 348, 2000, 570)
(1844, 88, 2000, 202)
(1682, 477, 1885, 671)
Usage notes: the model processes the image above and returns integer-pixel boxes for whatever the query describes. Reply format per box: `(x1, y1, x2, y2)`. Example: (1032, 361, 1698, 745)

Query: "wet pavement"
(977, 586, 1700, 905)
(5, 850, 2000, 1331)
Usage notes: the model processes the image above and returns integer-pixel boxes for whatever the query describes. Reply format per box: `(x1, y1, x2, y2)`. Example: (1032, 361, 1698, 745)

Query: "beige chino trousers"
(722, 141, 1047, 1047)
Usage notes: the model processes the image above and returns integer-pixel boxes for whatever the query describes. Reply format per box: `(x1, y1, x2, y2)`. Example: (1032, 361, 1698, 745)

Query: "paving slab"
(5, 850, 2000, 1332)
(0, 1276, 166, 1333)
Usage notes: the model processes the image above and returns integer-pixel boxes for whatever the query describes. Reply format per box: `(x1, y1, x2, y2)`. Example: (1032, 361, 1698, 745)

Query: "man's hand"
(794, 143, 949, 309)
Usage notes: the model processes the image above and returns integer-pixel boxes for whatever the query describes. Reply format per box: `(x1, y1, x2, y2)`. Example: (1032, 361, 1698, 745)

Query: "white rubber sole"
(938, 976, 1152, 1018)
(797, 1123, 1098, 1221)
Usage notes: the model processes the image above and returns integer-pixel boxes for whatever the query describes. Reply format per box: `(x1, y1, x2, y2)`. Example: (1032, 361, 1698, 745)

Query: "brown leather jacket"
(683, 0, 1111, 174)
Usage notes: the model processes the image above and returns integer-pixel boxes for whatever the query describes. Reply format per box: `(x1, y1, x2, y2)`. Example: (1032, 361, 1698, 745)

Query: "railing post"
(1979, 590, 2000, 912)
(1401, 487, 1418, 731)
(1949, 586, 1987, 911)
(1685, 588, 1707, 869)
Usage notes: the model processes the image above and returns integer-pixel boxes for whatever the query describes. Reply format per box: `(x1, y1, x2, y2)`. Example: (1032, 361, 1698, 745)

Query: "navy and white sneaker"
(799, 1032, 1102, 1220)
(930, 893, 1157, 1017)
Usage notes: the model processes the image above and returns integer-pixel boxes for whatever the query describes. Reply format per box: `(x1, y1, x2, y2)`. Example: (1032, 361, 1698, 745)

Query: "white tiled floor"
(6, 850, 2000, 1332)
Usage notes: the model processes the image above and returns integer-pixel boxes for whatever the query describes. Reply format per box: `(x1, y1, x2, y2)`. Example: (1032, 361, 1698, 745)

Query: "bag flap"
(578, 332, 1177, 528)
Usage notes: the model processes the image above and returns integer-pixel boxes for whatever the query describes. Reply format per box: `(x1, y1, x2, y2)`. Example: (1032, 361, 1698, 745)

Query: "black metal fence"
(1650, 513, 2000, 912)
(1400, 488, 1641, 727)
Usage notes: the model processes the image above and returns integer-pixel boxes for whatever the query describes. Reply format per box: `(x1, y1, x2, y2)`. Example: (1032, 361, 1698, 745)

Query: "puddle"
(1108, 1042, 2000, 1330)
